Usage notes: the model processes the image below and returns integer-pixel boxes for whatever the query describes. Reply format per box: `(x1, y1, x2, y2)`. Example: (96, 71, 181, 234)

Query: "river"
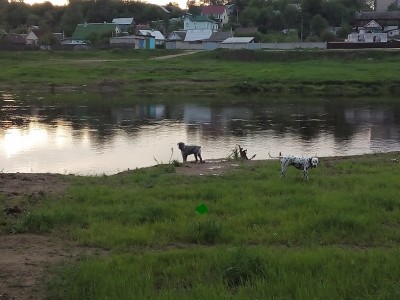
(1, 92, 399, 175)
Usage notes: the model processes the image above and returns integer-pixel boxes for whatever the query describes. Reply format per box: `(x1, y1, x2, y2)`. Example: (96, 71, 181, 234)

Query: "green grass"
(1, 152, 400, 298)
(1, 49, 400, 97)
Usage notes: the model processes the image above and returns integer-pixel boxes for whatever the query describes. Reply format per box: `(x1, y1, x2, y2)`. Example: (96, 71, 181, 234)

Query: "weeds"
(3, 152, 400, 299)
(223, 247, 266, 288)
(187, 218, 222, 244)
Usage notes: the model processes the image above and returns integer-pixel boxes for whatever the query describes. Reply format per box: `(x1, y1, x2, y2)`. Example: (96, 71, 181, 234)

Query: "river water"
(1, 92, 399, 175)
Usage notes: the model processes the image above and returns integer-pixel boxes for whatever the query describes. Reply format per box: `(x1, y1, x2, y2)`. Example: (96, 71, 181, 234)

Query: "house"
(2, 33, 26, 45)
(385, 26, 400, 38)
(52, 32, 66, 42)
(137, 29, 165, 45)
(346, 20, 387, 42)
(201, 5, 230, 28)
(220, 37, 255, 49)
(182, 14, 219, 31)
(234, 27, 259, 36)
(110, 35, 155, 49)
(0, 33, 34, 50)
(204, 31, 232, 50)
(112, 17, 135, 34)
(166, 30, 187, 41)
(184, 29, 213, 42)
(354, 11, 400, 28)
(71, 23, 121, 44)
(135, 24, 150, 31)
(352, 13, 400, 40)
(25, 26, 42, 45)
(25, 26, 64, 46)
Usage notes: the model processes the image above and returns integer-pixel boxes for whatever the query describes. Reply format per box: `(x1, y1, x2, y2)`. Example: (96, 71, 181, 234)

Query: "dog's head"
(310, 157, 319, 168)
(177, 142, 185, 151)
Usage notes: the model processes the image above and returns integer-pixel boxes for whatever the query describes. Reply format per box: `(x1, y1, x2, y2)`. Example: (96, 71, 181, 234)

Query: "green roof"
(71, 23, 118, 40)
(185, 15, 217, 23)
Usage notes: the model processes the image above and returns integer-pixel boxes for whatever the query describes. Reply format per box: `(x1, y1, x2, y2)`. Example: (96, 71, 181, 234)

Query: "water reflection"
(1, 91, 399, 174)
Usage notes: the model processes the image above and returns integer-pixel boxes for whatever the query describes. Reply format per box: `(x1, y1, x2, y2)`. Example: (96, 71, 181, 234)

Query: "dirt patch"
(0, 173, 70, 204)
(0, 234, 107, 300)
(0, 173, 90, 300)
(174, 158, 261, 176)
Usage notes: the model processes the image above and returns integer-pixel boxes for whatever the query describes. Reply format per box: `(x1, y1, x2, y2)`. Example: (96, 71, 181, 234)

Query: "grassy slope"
(1, 49, 400, 97)
(2, 152, 400, 299)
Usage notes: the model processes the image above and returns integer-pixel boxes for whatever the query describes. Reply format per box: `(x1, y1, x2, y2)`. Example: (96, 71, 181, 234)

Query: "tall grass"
(2, 152, 400, 298)
(46, 247, 400, 299)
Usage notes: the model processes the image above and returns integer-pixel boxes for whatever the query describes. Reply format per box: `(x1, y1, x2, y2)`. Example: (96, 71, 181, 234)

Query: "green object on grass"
(195, 203, 208, 214)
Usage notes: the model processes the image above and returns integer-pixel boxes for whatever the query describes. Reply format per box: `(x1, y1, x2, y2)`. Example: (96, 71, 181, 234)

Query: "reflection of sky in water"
(1, 92, 400, 175)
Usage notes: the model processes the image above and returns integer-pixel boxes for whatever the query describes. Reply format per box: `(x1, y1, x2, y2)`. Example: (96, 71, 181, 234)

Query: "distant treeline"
(0, 0, 378, 41)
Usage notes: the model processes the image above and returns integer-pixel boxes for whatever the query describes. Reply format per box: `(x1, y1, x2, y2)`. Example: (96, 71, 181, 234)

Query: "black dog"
(177, 142, 204, 163)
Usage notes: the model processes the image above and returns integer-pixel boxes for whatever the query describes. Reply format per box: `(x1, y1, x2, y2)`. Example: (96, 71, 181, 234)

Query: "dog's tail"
(268, 151, 282, 159)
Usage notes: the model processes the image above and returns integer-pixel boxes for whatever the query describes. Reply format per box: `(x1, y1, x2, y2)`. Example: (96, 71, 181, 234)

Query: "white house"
(384, 25, 400, 38)
(346, 20, 388, 42)
(182, 15, 219, 31)
(201, 5, 230, 28)
(25, 26, 41, 45)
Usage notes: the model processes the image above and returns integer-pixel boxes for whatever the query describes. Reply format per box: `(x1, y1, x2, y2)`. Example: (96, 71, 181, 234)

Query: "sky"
(23, 0, 187, 9)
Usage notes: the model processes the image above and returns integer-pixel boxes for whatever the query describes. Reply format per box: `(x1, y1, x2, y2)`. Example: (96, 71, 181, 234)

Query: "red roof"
(201, 5, 227, 15)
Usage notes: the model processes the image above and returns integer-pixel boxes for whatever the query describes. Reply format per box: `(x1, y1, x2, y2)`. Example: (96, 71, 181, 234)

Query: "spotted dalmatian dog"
(269, 152, 319, 180)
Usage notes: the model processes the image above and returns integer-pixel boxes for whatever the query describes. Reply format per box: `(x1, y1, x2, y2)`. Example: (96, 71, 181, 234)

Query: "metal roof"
(184, 29, 213, 42)
(137, 30, 165, 40)
(221, 37, 254, 44)
(112, 18, 134, 25)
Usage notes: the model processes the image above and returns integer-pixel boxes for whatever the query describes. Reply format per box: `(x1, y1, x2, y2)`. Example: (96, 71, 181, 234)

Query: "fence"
(167, 41, 327, 50)
(327, 41, 400, 49)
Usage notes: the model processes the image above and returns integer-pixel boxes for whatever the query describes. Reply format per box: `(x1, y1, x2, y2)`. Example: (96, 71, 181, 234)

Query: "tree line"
(0, 0, 374, 42)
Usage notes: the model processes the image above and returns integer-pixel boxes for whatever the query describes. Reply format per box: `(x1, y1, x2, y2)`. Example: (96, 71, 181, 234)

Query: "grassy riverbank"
(1, 49, 400, 97)
(1, 152, 400, 299)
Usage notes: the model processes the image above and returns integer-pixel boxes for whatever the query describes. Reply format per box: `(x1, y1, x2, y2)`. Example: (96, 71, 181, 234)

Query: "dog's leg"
(198, 153, 203, 164)
(182, 154, 187, 163)
(303, 168, 309, 180)
(280, 162, 288, 178)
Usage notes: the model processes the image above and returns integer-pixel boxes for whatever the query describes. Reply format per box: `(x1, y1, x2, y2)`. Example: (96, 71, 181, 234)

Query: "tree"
(301, 0, 323, 16)
(187, 1, 202, 15)
(5, 1, 30, 29)
(310, 14, 328, 36)
(321, 1, 346, 26)
(239, 6, 260, 27)
(86, 0, 119, 23)
(38, 32, 59, 46)
(320, 30, 338, 41)
(60, 1, 84, 36)
(282, 5, 300, 29)
(336, 21, 352, 39)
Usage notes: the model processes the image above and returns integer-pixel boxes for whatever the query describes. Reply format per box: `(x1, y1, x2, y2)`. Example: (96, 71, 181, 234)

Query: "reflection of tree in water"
(323, 101, 355, 140)
(1, 95, 399, 154)
(392, 103, 400, 126)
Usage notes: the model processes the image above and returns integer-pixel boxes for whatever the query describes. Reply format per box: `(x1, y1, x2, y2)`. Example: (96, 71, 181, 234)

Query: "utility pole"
(300, 15, 303, 43)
